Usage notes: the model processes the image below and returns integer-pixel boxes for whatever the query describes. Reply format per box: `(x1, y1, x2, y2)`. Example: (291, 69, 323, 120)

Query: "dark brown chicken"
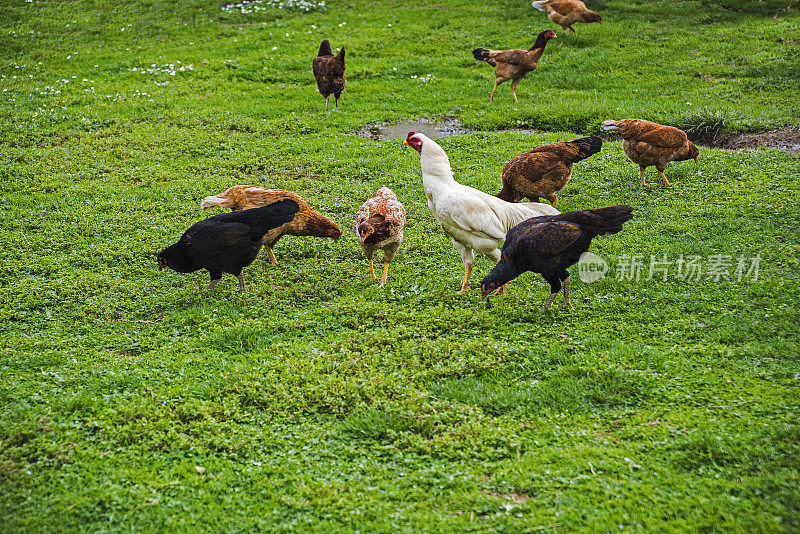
(602, 119, 699, 186)
(312, 40, 346, 110)
(200, 185, 341, 264)
(356, 186, 406, 288)
(481, 206, 633, 314)
(472, 30, 557, 102)
(531, 0, 602, 35)
(496, 136, 603, 207)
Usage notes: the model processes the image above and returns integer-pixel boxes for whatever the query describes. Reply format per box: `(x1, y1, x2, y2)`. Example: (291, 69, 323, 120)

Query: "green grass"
(2, 0, 800, 531)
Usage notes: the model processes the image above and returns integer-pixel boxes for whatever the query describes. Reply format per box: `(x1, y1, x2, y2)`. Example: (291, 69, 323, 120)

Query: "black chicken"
(312, 40, 346, 110)
(481, 205, 633, 313)
(157, 199, 300, 292)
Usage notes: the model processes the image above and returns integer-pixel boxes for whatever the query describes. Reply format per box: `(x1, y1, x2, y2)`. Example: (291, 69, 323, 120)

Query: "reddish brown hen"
(200, 185, 341, 264)
(497, 136, 603, 207)
(531, 0, 602, 35)
(356, 186, 406, 288)
(602, 119, 699, 186)
(472, 30, 557, 102)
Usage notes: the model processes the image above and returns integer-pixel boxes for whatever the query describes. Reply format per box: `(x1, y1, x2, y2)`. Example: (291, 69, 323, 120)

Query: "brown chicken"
(481, 205, 633, 314)
(472, 30, 557, 102)
(200, 185, 341, 263)
(531, 0, 602, 35)
(312, 40, 346, 110)
(496, 136, 603, 207)
(602, 119, 699, 186)
(356, 186, 406, 288)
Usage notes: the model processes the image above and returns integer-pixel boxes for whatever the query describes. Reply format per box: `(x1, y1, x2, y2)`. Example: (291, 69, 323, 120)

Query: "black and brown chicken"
(312, 39, 346, 110)
(356, 186, 406, 288)
(472, 30, 557, 102)
(201, 185, 341, 264)
(481, 205, 633, 313)
(158, 199, 300, 292)
(497, 136, 603, 207)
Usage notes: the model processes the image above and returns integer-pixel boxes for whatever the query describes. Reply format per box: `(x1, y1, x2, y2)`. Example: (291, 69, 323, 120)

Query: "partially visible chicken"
(404, 132, 559, 294)
(472, 30, 557, 103)
(356, 186, 406, 288)
(531, 0, 601, 35)
(497, 136, 603, 207)
(481, 205, 633, 313)
(602, 119, 699, 186)
(312, 39, 346, 110)
(201, 185, 341, 263)
(158, 200, 300, 293)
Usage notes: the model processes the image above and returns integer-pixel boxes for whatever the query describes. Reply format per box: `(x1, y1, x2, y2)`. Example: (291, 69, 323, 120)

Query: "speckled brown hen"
(200, 185, 341, 264)
(531, 0, 602, 35)
(497, 136, 603, 208)
(356, 186, 406, 288)
(602, 119, 699, 186)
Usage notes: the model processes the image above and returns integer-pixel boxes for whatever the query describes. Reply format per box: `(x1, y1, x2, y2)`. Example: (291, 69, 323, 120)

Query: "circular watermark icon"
(578, 252, 608, 283)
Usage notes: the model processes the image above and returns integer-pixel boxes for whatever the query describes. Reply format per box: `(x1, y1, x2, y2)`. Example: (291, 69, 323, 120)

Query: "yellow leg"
(267, 247, 278, 264)
(658, 170, 672, 186)
(368, 257, 376, 280)
(378, 263, 390, 288)
(458, 263, 473, 294)
(489, 80, 499, 102)
(639, 167, 652, 187)
(563, 276, 572, 308)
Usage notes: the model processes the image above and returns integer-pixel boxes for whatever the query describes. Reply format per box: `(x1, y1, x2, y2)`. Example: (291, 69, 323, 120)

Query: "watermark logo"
(578, 252, 609, 283)
(577, 252, 761, 283)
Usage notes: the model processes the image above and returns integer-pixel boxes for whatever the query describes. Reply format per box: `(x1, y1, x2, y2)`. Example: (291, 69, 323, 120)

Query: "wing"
(505, 220, 583, 260)
(185, 221, 253, 257)
(636, 126, 689, 148)
(504, 152, 565, 184)
(433, 193, 508, 242)
(488, 49, 529, 66)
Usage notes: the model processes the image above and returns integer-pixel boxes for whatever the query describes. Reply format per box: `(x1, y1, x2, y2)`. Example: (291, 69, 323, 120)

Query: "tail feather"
(531, 0, 549, 12)
(317, 39, 333, 57)
(472, 48, 491, 62)
(601, 120, 619, 132)
(558, 205, 633, 236)
(570, 136, 603, 162)
(200, 194, 232, 210)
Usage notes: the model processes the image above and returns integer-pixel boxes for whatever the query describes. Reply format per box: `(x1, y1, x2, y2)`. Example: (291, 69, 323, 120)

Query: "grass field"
(2, 0, 800, 531)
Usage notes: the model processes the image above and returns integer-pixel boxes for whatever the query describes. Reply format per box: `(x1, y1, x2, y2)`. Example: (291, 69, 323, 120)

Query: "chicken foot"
(658, 169, 672, 186)
(368, 257, 376, 280)
(563, 276, 572, 308)
(510, 78, 521, 103)
(378, 263, 390, 288)
(489, 80, 499, 102)
(539, 292, 559, 315)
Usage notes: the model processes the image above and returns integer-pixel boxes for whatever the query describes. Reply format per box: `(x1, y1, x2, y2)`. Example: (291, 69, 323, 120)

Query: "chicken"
(404, 132, 560, 294)
(356, 186, 406, 288)
(472, 29, 557, 103)
(601, 119, 699, 186)
(312, 39, 346, 110)
(481, 205, 633, 313)
(531, 0, 602, 35)
(497, 136, 603, 207)
(200, 185, 341, 264)
(158, 200, 300, 293)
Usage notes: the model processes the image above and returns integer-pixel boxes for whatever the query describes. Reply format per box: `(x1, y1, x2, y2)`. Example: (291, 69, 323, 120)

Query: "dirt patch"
(351, 117, 800, 154)
(702, 129, 800, 154)
(350, 116, 469, 141)
(350, 116, 542, 141)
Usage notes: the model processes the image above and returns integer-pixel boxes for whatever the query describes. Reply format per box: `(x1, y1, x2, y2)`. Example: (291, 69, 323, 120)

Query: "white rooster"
(404, 132, 560, 293)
